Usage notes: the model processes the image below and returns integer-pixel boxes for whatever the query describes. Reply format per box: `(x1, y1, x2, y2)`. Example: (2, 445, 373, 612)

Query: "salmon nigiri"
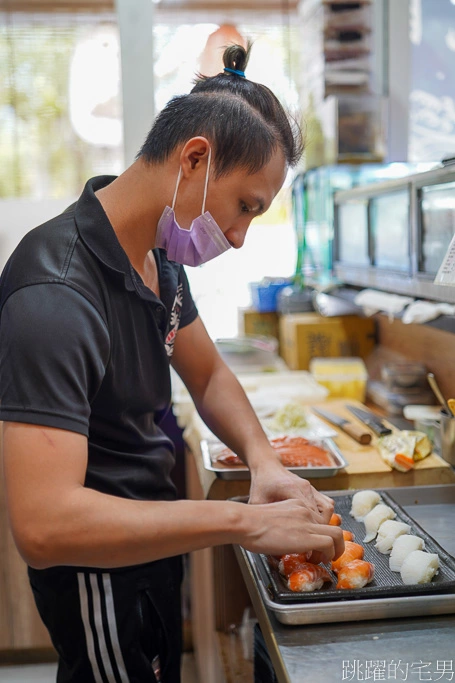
(288, 563, 332, 592)
(331, 541, 364, 573)
(342, 529, 355, 542)
(336, 559, 375, 589)
(278, 553, 312, 577)
(329, 513, 342, 526)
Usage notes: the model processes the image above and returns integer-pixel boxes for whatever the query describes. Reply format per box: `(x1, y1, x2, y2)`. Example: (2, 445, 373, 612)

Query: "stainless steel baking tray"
(200, 437, 348, 480)
(239, 490, 455, 625)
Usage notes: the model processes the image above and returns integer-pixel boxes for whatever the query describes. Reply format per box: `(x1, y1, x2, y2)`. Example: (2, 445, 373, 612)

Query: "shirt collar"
(74, 175, 180, 301)
(75, 175, 132, 280)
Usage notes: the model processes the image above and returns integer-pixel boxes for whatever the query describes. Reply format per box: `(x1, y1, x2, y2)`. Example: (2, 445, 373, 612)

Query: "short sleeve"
(0, 284, 110, 436)
(178, 267, 198, 329)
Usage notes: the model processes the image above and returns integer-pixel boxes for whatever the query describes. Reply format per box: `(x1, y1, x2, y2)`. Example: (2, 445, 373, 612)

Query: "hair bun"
(222, 44, 251, 75)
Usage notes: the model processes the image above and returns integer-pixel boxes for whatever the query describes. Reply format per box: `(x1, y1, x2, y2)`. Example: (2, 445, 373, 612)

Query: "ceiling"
(0, 0, 297, 13)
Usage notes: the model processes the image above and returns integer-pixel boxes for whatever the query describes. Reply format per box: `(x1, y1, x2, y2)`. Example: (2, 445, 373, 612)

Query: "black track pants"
(28, 556, 183, 683)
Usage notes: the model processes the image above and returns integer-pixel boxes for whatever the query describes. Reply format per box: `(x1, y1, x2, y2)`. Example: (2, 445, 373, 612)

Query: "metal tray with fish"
(200, 437, 348, 480)
(237, 490, 455, 624)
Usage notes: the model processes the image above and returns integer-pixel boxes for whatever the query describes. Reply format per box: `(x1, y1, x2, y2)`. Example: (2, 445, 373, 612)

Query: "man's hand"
(238, 498, 345, 563)
(249, 458, 334, 522)
(248, 456, 340, 563)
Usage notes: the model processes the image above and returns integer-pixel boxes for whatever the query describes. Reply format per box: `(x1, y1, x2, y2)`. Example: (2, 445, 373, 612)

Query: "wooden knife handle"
(342, 422, 372, 445)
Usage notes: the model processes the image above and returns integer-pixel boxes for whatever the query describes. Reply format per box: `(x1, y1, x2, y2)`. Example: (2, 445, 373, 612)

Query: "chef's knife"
(313, 408, 372, 445)
(347, 406, 392, 437)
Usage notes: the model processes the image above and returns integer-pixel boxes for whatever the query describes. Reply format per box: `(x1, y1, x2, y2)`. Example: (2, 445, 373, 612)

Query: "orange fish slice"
(331, 542, 364, 573)
(288, 563, 332, 592)
(342, 529, 355, 542)
(278, 553, 312, 578)
(336, 559, 375, 589)
(329, 513, 342, 526)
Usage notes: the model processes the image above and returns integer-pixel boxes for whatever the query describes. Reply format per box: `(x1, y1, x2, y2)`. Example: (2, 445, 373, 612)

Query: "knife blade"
(347, 406, 392, 437)
(313, 408, 372, 445)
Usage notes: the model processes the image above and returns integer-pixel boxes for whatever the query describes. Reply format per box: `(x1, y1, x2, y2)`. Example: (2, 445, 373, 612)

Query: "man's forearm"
(18, 488, 245, 570)
(191, 361, 280, 472)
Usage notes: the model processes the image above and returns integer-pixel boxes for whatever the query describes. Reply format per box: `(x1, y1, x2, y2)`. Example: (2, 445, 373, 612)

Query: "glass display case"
(371, 190, 410, 272)
(337, 199, 369, 266)
(419, 181, 455, 276)
(333, 163, 455, 303)
(292, 163, 423, 286)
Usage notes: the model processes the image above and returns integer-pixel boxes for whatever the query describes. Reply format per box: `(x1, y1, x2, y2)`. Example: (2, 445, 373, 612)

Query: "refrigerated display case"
(291, 163, 423, 287)
(333, 162, 455, 303)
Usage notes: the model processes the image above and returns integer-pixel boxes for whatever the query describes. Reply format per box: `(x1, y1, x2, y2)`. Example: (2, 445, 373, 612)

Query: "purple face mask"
(155, 148, 231, 266)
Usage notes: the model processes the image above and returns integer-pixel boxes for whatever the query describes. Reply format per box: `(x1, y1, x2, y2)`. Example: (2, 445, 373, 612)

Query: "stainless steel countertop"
(236, 484, 455, 683)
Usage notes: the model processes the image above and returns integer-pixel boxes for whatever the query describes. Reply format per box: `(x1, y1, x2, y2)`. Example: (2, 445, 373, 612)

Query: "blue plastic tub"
(250, 281, 290, 313)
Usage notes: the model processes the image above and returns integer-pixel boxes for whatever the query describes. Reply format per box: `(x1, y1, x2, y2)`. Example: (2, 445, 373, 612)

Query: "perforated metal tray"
(240, 490, 455, 624)
(257, 491, 455, 604)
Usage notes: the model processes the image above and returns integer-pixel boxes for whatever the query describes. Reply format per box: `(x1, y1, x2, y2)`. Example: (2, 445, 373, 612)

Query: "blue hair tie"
(224, 67, 246, 78)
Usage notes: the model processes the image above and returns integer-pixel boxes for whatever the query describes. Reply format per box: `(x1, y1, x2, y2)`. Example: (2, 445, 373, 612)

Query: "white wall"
(0, 198, 76, 272)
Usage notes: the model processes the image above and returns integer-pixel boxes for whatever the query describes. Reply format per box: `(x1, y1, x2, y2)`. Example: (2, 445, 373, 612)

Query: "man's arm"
(2, 422, 343, 569)
(171, 316, 335, 524)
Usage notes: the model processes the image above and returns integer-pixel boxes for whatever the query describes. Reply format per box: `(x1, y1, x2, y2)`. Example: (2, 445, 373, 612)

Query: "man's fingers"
(314, 492, 335, 523)
(307, 524, 345, 562)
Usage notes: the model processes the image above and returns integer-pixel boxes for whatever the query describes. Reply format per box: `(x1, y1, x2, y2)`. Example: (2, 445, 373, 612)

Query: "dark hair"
(138, 43, 303, 177)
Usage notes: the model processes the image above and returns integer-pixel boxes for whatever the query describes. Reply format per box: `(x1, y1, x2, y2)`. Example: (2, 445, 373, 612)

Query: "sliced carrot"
(395, 453, 414, 471)
(329, 513, 342, 526)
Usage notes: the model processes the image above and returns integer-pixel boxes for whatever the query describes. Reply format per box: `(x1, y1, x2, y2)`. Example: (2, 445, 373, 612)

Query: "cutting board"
(311, 398, 453, 480)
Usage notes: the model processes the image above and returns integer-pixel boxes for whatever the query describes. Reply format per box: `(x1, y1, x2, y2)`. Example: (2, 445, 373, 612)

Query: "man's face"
(175, 149, 287, 249)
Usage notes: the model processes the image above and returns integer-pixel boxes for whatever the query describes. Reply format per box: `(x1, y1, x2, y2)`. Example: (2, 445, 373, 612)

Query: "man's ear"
(179, 137, 211, 177)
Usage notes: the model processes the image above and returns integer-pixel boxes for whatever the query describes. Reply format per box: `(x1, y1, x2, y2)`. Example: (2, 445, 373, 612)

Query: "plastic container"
(309, 357, 368, 401)
(276, 286, 314, 314)
(368, 381, 436, 417)
(215, 335, 282, 373)
(250, 280, 291, 313)
(381, 362, 428, 390)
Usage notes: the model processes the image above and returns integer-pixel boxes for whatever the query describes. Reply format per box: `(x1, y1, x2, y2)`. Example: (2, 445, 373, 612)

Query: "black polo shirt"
(0, 176, 198, 501)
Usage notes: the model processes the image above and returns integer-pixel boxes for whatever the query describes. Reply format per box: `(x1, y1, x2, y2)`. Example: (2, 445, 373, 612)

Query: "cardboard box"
(279, 313, 376, 370)
(238, 308, 280, 342)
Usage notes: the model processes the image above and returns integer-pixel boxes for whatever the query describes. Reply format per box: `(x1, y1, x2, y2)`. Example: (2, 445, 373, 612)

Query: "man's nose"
(224, 222, 250, 249)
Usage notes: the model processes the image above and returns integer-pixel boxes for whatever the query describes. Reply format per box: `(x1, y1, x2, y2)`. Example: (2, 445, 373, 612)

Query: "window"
(0, 8, 122, 199)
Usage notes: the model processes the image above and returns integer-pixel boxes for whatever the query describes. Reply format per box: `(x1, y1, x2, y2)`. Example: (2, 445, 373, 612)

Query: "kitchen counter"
(177, 374, 455, 682)
(235, 484, 455, 683)
(182, 398, 455, 501)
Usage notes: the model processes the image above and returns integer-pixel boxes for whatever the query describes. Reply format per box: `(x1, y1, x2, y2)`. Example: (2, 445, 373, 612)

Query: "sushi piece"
(363, 504, 396, 542)
(329, 513, 342, 526)
(288, 563, 332, 592)
(374, 520, 411, 554)
(331, 541, 364, 573)
(336, 560, 375, 590)
(389, 535, 425, 572)
(278, 553, 312, 578)
(350, 490, 381, 522)
(342, 529, 355, 542)
(400, 550, 439, 585)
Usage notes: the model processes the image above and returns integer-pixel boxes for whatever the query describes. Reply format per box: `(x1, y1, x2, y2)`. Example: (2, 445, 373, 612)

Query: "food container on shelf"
(214, 335, 283, 373)
(381, 362, 428, 390)
(368, 381, 435, 417)
(309, 357, 368, 401)
(249, 278, 291, 313)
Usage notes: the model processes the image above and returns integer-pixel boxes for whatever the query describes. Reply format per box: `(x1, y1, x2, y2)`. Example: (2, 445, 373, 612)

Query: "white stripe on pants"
(78, 572, 130, 683)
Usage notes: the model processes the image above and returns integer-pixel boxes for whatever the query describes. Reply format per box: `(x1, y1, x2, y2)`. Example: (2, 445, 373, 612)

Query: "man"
(0, 45, 343, 682)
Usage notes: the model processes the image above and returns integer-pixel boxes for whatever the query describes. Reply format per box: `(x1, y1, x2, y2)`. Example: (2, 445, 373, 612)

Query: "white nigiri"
(389, 534, 425, 572)
(400, 550, 439, 585)
(374, 520, 411, 554)
(363, 504, 396, 542)
(350, 490, 382, 522)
